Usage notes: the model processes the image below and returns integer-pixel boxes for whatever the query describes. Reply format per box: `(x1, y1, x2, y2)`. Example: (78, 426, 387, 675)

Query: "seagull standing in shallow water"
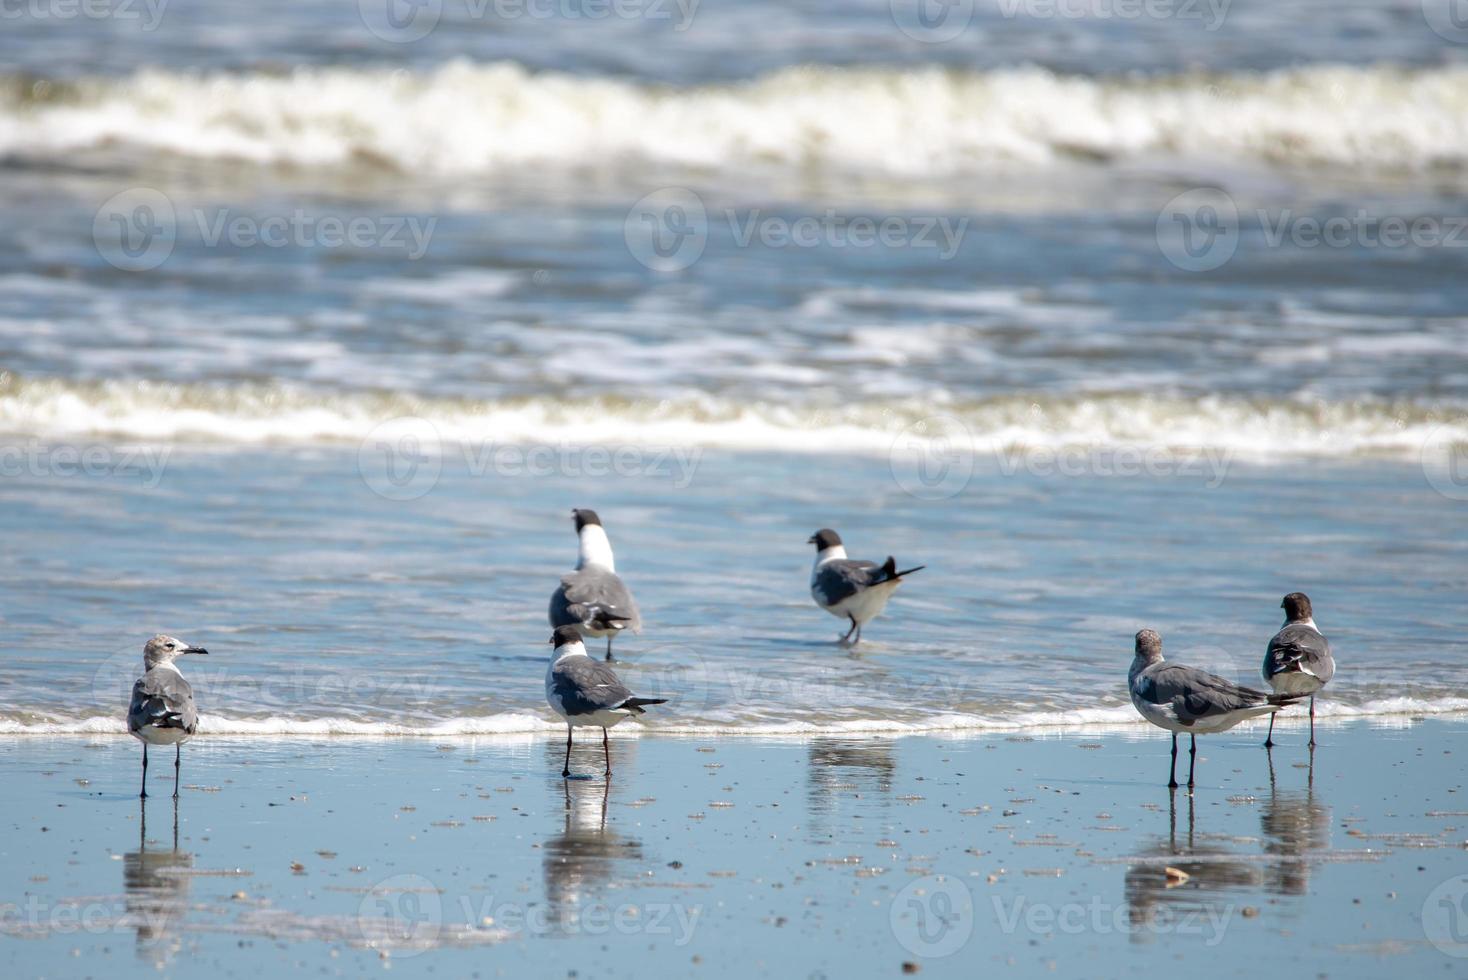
(808, 528, 924, 646)
(127, 635, 207, 799)
(549, 509, 642, 662)
(545, 625, 666, 779)
(1129, 629, 1302, 788)
(1262, 592, 1335, 748)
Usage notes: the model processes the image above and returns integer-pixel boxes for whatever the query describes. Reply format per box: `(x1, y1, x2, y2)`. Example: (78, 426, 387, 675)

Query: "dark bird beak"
(806, 534, 817, 544)
(185, 646, 208, 655)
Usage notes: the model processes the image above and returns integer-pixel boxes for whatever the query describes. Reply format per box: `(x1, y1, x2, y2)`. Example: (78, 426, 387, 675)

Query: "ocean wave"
(0, 374, 1463, 459)
(3, 62, 1467, 176)
(5, 698, 1466, 738)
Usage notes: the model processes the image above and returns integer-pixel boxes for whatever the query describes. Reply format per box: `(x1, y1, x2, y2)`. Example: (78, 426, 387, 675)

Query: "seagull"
(1262, 592, 1335, 748)
(544, 625, 666, 779)
(807, 528, 924, 646)
(550, 508, 642, 662)
(127, 635, 207, 799)
(1128, 629, 1302, 788)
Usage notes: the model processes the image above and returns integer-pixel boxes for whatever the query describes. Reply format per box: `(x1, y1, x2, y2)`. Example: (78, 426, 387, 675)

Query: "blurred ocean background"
(1, 0, 1466, 734)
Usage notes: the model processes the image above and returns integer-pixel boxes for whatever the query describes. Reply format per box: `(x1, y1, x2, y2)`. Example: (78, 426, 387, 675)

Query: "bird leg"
(605, 634, 616, 663)
(602, 727, 612, 776)
(1308, 696, 1316, 748)
(1264, 711, 1275, 748)
(562, 725, 573, 779)
(838, 616, 858, 645)
(1187, 734, 1196, 789)
(140, 744, 148, 799)
(173, 744, 181, 800)
(1168, 734, 1178, 789)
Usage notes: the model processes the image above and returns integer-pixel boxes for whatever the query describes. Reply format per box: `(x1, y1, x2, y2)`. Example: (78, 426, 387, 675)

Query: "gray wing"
(1137, 663, 1269, 724)
(812, 560, 880, 605)
(550, 567, 642, 632)
(1264, 626, 1334, 685)
(551, 657, 634, 717)
(127, 669, 198, 735)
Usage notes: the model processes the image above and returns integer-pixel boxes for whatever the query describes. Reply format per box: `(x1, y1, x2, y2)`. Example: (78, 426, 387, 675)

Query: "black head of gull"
(1281, 592, 1313, 623)
(572, 508, 602, 532)
(550, 625, 585, 648)
(807, 528, 842, 550)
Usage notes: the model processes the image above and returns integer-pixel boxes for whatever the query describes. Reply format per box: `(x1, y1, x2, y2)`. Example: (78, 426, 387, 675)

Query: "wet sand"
(3, 719, 1467, 978)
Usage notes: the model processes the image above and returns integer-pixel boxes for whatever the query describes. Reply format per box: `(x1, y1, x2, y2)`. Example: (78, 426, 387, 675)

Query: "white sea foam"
(4, 62, 1468, 176)
(0, 375, 1463, 459)
(6, 698, 1465, 738)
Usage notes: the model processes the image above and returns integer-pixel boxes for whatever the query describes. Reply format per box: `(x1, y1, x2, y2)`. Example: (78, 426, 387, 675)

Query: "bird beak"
(185, 646, 208, 655)
(806, 535, 816, 544)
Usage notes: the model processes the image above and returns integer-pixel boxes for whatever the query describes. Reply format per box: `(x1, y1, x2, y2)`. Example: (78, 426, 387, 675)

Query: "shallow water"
(1, 444, 1464, 734)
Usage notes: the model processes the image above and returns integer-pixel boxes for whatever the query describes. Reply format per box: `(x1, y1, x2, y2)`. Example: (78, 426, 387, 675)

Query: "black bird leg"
(1187, 734, 1196, 789)
(140, 743, 148, 799)
(1264, 711, 1275, 747)
(602, 727, 612, 776)
(839, 616, 858, 645)
(173, 744, 181, 799)
(1308, 696, 1316, 747)
(562, 725, 573, 778)
(1168, 733, 1178, 789)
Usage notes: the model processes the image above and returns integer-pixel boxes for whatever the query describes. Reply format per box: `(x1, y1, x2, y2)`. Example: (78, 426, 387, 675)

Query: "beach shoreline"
(4, 717, 1466, 978)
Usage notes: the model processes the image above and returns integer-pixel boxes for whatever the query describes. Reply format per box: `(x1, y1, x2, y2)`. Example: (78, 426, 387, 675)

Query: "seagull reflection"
(541, 760, 643, 931)
(122, 798, 193, 962)
(807, 738, 895, 814)
(1261, 747, 1329, 895)
(1122, 790, 1261, 944)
